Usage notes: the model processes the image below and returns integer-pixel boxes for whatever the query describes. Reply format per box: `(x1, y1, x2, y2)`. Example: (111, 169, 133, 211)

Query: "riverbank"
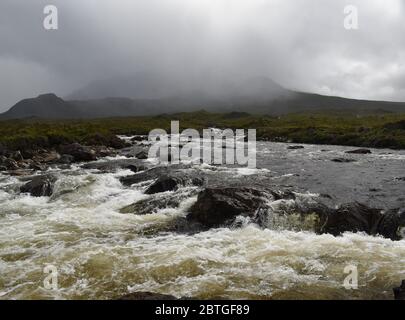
(1, 112, 405, 154)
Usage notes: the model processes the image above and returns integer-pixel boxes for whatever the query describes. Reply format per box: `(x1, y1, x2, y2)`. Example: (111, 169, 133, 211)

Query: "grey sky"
(0, 0, 404, 111)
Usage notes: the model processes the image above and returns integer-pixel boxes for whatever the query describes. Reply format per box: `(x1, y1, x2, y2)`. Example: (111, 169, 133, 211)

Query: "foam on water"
(0, 144, 405, 300)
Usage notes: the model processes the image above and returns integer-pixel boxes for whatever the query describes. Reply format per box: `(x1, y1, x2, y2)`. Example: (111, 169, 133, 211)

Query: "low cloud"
(0, 0, 404, 110)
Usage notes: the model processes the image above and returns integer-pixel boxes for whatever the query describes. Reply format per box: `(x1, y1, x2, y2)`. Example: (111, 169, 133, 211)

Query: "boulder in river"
(0, 157, 20, 170)
(136, 150, 149, 160)
(376, 208, 405, 241)
(287, 145, 304, 150)
(58, 154, 75, 165)
(59, 143, 97, 162)
(20, 175, 57, 197)
(322, 203, 382, 236)
(81, 159, 147, 173)
(145, 175, 205, 194)
(393, 280, 405, 300)
(187, 187, 269, 227)
(331, 158, 357, 163)
(345, 148, 372, 154)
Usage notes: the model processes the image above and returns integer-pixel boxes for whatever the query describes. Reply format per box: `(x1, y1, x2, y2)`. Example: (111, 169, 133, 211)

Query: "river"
(0, 140, 404, 299)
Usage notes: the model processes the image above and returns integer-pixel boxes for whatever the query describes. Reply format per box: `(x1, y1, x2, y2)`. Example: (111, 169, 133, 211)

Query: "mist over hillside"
(1, 76, 405, 120)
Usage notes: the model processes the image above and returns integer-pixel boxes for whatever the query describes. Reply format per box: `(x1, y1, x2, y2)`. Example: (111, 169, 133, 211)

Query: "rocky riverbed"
(0, 135, 404, 299)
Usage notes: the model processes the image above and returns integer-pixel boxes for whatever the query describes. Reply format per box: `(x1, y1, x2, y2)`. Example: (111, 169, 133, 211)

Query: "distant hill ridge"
(2, 78, 405, 119)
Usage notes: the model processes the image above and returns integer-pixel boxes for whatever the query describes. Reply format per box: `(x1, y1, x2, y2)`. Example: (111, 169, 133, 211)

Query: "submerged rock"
(287, 145, 304, 150)
(393, 280, 405, 300)
(345, 148, 372, 154)
(20, 175, 57, 197)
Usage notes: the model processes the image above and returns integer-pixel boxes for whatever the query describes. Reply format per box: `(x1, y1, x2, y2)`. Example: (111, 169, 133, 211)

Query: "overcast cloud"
(0, 0, 404, 111)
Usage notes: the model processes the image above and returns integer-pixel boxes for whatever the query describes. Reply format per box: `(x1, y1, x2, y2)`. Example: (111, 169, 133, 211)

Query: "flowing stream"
(0, 141, 404, 299)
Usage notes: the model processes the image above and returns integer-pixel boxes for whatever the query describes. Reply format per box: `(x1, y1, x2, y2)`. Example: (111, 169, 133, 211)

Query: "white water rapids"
(0, 143, 404, 300)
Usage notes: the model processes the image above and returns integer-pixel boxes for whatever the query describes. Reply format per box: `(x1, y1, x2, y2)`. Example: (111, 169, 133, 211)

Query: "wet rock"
(1, 158, 20, 170)
(30, 161, 47, 171)
(11, 151, 24, 161)
(187, 187, 269, 227)
(136, 150, 149, 160)
(395, 177, 405, 181)
(393, 280, 405, 300)
(377, 208, 405, 241)
(92, 146, 117, 158)
(59, 143, 97, 162)
(131, 135, 148, 142)
(145, 175, 204, 194)
(287, 145, 304, 150)
(82, 159, 147, 173)
(8, 169, 33, 176)
(58, 154, 75, 165)
(118, 292, 177, 300)
(119, 191, 195, 215)
(322, 203, 382, 236)
(331, 158, 357, 163)
(345, 148, 372, 154)
(119, 165, 192, 186)
(20, 175, 57, 197)
(34, 151, 61, 163)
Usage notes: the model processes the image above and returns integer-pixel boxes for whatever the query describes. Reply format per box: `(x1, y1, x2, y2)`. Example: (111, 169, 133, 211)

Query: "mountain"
(0, 94, 76, 119)
(2, 77, 405, 120)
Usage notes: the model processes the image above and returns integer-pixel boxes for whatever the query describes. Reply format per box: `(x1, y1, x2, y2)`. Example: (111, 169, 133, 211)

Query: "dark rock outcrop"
(187, 187, 269, 227)
(119, 191, 195, 215)
(322, 203, 382, 236)
(59, 143, 97, 162)
(131, 135, 148, 142)
(321, 205, 405, 241)
(377, 209, 405, 241)
(81, 159, 147, 173)
(20, 175, 57, 197)
(331, 158, 357, 163)
(345, 148, 372, 154)
(145, 175, 204, 194)
(393, 280, 405, 300)
(119, 165, 194, 186)
(58, 154, 75, 164)
(136, 150, 149, 160)
(0, 157, 19, 170)
(186, 186, 405, 240)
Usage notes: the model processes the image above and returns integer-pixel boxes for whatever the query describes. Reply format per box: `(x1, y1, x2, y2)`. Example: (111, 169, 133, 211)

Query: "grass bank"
(1, 111, 405, 151)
